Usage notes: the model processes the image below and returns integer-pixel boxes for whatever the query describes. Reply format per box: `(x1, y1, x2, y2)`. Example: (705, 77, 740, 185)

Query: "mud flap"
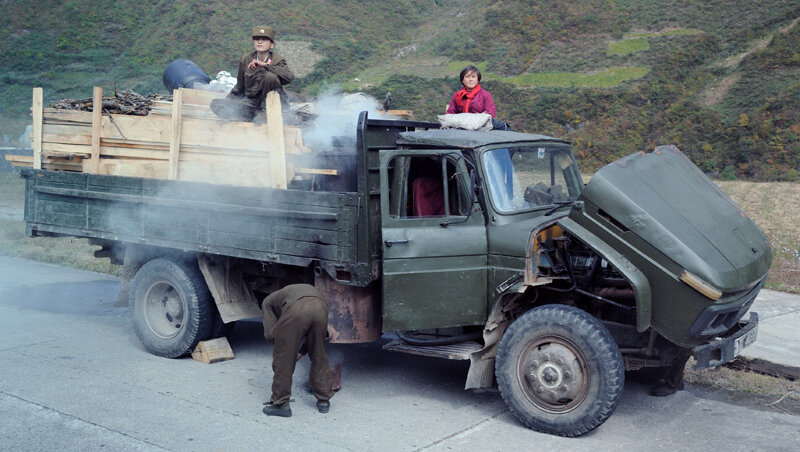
(197, 255, 262, 322)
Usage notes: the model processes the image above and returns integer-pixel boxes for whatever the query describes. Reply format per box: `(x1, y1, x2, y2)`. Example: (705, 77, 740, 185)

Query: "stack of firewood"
(50, 90, 171, 116)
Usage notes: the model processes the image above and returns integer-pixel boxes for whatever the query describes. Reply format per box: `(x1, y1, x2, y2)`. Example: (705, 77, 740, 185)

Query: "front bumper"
(692, 312, 758, 369)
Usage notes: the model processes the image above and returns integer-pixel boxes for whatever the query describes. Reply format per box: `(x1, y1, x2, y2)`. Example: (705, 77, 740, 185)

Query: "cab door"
(379, 150, 488, 332)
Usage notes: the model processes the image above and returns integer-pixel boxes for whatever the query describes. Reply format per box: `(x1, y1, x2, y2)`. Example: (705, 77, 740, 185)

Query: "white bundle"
(437, 113, 493, 131)
(208, 71, 238, 93)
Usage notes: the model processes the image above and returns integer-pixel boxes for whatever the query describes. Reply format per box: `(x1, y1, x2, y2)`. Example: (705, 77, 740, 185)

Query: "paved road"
(741, 289, 800, 368)
(1, 256, 798, 451)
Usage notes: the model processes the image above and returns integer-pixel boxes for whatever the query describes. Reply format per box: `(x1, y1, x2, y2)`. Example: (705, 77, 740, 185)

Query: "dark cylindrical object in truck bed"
(163, 59, 211, 92)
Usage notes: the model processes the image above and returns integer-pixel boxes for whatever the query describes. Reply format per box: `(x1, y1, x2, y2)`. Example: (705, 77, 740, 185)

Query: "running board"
(382, 339, 482, 360)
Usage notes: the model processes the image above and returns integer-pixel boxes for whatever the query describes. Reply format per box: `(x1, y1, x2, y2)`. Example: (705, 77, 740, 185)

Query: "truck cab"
(370, 121, 770, 437)
(378, 130, 582, 333)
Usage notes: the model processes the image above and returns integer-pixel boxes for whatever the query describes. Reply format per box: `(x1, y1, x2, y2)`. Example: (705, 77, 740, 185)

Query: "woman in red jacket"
(446, 65, 496, 118)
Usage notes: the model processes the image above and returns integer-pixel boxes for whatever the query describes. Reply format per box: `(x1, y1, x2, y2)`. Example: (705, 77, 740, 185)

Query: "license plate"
(734, 326, 758, 356)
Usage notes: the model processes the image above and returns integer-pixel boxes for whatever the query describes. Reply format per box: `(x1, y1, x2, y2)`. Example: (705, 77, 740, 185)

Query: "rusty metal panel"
(315, 272, 381, 343)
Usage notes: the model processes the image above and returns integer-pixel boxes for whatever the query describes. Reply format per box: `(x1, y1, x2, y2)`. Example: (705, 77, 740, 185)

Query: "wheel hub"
(165, 297, 182, 317)
(522, 342, 585, 407)
(538, 365, 562, 388)
(142, 281, 185, 339)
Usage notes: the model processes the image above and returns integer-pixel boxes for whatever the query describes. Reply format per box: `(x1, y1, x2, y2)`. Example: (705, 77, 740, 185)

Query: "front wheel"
(130, 258, 213, 358)
(495, 304, 624, 437)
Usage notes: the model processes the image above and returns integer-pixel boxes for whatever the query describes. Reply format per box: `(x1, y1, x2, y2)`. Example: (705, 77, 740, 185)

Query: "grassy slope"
(0, 174, 119, 275)
(1, 0, 799, 179)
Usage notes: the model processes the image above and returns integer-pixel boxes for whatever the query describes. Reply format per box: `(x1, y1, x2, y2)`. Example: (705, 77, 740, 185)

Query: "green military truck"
(20, 113, 771, 436)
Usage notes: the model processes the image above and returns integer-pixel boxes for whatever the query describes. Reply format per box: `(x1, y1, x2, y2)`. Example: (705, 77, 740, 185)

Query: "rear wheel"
(130, 258, 213, 358)
(495, 304, 624, 437)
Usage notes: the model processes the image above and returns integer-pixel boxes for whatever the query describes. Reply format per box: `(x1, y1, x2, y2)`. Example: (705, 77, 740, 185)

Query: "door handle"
(384, 239, 409, 248)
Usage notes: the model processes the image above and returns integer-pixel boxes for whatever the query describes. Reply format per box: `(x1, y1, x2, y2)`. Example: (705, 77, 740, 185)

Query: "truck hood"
(573, 146, 772, 290)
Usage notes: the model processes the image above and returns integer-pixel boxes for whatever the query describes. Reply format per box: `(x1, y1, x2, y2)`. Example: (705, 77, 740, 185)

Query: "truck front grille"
(688, 277, 765, 339)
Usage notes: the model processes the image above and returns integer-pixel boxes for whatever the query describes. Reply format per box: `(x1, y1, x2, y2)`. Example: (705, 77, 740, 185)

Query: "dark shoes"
(262, 400, 328, 415)
(650, 380, 685, 397)
(263, 401, 292, 417)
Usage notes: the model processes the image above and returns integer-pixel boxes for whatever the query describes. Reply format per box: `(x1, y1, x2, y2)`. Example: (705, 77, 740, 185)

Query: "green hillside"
(1, 0, 798, 179)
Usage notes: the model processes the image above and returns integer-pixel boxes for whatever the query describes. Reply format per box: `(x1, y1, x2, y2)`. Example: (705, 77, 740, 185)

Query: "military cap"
(252, 26, 276, 42)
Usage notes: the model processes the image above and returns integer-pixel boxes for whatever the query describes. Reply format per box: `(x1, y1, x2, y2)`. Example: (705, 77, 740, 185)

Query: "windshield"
(481, 145, 582, 213)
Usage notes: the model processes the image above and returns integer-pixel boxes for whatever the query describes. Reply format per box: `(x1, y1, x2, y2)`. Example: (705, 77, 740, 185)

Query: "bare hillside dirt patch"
(277, 41, 322, 78)
(717, 17, 798, 69)
(699, 73, 740, 106)
(703, 18, 799, 106)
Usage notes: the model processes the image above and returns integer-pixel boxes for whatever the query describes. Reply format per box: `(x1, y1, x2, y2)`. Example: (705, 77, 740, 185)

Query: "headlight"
(680, 270, 722, 301)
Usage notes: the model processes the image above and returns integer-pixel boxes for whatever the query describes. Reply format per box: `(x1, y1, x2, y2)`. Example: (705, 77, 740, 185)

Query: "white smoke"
(19, 125, 32, 147)
(300, 86, 386, 152)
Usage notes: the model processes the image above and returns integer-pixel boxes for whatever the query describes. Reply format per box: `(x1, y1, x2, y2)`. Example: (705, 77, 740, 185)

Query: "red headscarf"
(454, 84, 482, 114)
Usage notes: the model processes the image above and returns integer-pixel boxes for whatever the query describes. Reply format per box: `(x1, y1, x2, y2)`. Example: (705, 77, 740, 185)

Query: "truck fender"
(558, 217, 652, 332)
(465, 293, 525, 389)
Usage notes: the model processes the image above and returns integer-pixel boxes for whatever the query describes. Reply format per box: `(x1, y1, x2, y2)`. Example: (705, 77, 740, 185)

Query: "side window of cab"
(387, 155, 470, 219)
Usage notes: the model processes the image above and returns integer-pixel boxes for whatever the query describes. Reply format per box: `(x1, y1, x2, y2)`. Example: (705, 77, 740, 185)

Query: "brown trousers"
(210, 72, 283, 122)
(664, 348, 692, 388)
(270, 296, 333, 405)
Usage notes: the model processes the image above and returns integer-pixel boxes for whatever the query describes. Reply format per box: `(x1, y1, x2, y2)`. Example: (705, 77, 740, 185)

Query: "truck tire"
(130, 258, 213, 358)
(495, 304, 624, 437)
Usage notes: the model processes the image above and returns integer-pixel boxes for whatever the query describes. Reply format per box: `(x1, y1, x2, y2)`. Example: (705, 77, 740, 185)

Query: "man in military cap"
(261, 284, 334, 417)
(211, 26, 294, 122)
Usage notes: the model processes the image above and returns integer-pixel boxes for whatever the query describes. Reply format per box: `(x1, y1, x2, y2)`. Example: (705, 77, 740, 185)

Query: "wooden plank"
(182, 121, 303, 154)
(42, 132, 92, 146)
(100, 114, 171, 142)
(43, 123, 92, 136)
(168, 88, 183, 179)
(4, 155, 34, 164)
(181, 88, 226, 105)
(178, 152, 270, 164)
(150, 101, 216, 117)
(40, 164, 82, 172)
(180, 146, 271, 159)
(384, 109, 414, 119)
(266, 91, 287, 189)
(178, 160, 272, 187)
(32, 88, 43, 169)
(85, 157, 272, 186)
(100, 139, 169, 151)
(191, 337, 235, 364)
(89, 86, 102, 173)
(93, 159, 169, 179)
(180, 117, 268, 151)
(42, 163, 83, 172)
(97, 111, 307, 154)
(296, 168, 339, 176)
(41, 142, 92, 157)
(42, 108, 93, 124)
(100, 145, 169, 160)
